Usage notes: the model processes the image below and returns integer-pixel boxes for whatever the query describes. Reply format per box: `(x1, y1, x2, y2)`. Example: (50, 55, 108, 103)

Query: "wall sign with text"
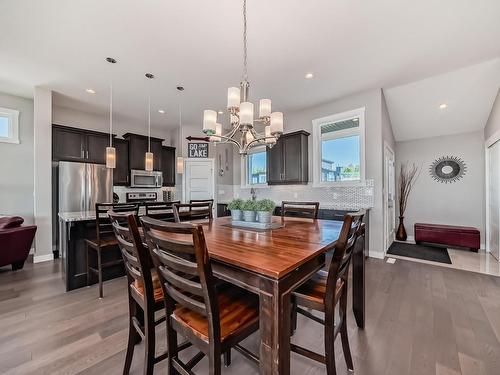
(188, 143, 209, 158)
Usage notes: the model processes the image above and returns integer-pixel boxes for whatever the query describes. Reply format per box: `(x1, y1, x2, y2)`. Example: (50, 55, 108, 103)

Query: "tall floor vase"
(396, 216, 407, 241)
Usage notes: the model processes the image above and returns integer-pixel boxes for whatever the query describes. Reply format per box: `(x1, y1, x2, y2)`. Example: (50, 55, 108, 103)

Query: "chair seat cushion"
(172, 286, 259, 342)
(0, 216, 24, 230)
(130, 270, 164, 302)
(293, 270, 344, 312)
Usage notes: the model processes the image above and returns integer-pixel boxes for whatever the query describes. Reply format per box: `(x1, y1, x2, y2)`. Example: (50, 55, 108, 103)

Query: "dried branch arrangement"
(398, 162, 420, 217)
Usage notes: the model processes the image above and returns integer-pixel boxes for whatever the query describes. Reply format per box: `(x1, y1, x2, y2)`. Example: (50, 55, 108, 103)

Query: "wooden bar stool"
(281, 201, 320, 218)
(86, 203, 139, 298)
(291, 211, 365, 375)
(109, 211, 191, 375)
(145, 201, 179, 221)
(141, 216, 260, 375)
(173, 202, 213, 222)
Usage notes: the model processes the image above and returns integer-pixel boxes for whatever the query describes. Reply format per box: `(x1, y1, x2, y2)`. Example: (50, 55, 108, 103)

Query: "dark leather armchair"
(0, 216, 37, 270)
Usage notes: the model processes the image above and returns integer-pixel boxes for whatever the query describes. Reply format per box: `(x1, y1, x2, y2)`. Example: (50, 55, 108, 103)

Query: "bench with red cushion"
(414, 223, 480, 252)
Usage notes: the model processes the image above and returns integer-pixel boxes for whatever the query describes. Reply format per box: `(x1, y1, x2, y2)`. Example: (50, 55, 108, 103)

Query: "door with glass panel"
(489, 141, 500, 260)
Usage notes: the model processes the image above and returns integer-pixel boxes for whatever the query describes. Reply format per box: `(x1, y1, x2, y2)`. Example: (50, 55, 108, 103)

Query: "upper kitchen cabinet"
(266, 130, 309, 185)
(161, 146, 176, 187)
(123, 133, 163, 171)
(52, 125, 114, 164)
(113, 138, 129, 186)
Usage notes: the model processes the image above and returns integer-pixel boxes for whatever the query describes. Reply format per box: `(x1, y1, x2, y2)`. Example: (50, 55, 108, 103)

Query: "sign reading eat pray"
(188, 143, 209, 158)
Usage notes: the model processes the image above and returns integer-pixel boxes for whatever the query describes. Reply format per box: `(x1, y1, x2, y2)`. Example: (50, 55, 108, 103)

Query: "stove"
(125, 192, 157, 204)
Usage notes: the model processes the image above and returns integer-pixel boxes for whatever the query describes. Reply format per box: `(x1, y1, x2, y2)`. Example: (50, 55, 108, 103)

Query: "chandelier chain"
(242, 0, 248, 81)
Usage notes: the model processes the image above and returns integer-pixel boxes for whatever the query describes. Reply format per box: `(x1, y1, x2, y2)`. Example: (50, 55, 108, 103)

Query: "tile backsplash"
(217, 180, 374, 210)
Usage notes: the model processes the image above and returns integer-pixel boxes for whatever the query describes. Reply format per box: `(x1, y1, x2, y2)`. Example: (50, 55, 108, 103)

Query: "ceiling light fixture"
(201, 0, 282, 155)
(158, 109, 165, 114)
(305, 73, 314, 79)
(105, 57, 117, 169)
(145, 73, 155, 172)
(439, 103, 448, 109)
(218, 111, 224, 115)
(85, 88, 96, 94)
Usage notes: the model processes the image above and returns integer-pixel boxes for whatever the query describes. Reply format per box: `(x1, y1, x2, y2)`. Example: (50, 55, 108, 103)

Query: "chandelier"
(202, 0, 283, 155)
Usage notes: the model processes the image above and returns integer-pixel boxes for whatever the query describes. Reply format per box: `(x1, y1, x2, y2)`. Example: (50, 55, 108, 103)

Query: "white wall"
(33, 87, 53, 262)
(396, 131, 485, 243)
(484, 89, 500, 142)
(0, 93, 34, 224)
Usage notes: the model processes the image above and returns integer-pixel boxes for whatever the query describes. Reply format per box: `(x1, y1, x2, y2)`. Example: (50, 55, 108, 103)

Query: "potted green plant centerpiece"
(241, 199, 257, 222)
(256, 199, 275, 224)
(227, 198, 244, 221)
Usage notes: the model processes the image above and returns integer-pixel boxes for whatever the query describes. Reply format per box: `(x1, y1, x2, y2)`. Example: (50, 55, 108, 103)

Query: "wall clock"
(429, 156, 466, 183)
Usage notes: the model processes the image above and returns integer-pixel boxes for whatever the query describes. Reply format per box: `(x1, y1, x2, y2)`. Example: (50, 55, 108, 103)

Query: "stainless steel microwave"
(130, 169, 163, 188)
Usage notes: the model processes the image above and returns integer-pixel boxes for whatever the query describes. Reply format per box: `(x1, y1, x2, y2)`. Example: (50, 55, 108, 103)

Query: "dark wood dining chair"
(141, 216, 260, 375)
(173, 202, 213, 222)
(145, 201, 180, 221)
(190, 198, 214, 205)
(109, 211, 176, 375)
(86, 203, 139, 298)
(281, 201, 320, 219)
(291, 211, 365, 375)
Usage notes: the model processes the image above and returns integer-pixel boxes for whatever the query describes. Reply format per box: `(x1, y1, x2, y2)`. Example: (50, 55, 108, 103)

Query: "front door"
(384, 145, 396, 252)
(488, 141, 500, 260)
(183, 159, 215, 203)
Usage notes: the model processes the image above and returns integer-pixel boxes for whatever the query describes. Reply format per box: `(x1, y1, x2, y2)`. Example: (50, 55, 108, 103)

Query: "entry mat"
(387, 242, 452, 264)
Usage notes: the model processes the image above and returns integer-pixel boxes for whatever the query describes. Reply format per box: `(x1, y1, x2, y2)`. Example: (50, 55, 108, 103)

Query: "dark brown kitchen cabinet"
(123, 133, 164, 171)
(266, 130, 309, 185)
(52, 125, 114, 164)
(161, 146, 176, 186)
(113, 138, 129, 186)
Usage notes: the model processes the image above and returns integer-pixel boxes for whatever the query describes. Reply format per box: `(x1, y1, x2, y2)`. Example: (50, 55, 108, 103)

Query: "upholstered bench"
(414, 223, 480, 252)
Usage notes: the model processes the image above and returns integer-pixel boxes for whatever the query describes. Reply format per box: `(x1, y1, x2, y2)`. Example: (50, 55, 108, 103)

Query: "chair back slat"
(145, 201, 179, 221)
(95, 203, 139, 244)
(324, 211, 365, 311)
(109, 211, 156, 308)
(141, 216, 220, 332)
(173, 202, 213, 223)
(281, 201, 319, 219)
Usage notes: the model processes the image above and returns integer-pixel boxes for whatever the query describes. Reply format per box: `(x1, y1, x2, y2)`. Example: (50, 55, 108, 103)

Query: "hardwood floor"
(1, 258, 499, 374)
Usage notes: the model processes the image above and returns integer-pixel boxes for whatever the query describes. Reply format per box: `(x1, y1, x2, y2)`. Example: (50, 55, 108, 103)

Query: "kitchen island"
(59, 211, 125, 291)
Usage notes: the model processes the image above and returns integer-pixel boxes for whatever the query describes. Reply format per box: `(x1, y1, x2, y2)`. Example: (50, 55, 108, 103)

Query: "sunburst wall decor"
(429, 156, 466, 183)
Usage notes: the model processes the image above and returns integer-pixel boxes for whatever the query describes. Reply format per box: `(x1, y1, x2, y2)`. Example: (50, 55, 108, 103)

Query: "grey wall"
(382, 92, 396, 151)
(395, 131, 485, 244)
(484, 89, 500, 141)
(0, 92, 34, 224)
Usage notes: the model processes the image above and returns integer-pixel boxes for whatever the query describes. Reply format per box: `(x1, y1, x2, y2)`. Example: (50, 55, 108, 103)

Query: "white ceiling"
(1, 0, 500, 134)
(385, 58, 500, 142)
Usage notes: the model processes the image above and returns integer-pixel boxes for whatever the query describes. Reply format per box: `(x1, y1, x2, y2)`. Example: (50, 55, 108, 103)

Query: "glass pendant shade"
(210, 123, 222, 142)
(239, 102, 254, 126)
(176, 156, 184, 174)
(259, 99, 272, 118)
(106, 146, 116, 168)
(145, 152, 154, 171)
(270, 112, 284, 134)
(227, 87, 241, 108)
(203, 110, 217, 135)
(265, 126, 276, 144)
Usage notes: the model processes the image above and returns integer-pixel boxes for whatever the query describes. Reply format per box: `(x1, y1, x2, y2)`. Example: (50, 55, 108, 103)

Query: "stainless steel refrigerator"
(58, 161, 113, 213)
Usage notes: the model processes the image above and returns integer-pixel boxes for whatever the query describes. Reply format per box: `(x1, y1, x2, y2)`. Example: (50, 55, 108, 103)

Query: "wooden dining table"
(162, 215, 366, 375)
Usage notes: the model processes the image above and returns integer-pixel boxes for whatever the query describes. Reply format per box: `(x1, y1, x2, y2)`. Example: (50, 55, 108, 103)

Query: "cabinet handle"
(86, 150, 89, 159)
(81, 148, 84, 158)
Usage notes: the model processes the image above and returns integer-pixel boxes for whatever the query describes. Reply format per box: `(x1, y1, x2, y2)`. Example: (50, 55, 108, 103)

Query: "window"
(0, 107, 20, 144)
(243, 148, 267, 186)
(312, 108, 365, 185)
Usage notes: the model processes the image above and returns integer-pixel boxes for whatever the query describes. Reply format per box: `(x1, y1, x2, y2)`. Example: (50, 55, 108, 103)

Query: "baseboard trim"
(369, 251, 385, 259)
(34, 253, 54, 263)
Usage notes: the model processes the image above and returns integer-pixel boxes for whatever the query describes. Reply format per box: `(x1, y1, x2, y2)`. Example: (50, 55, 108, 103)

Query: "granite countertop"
(58, 211, 97, 222)
(216, 201, 371, 211)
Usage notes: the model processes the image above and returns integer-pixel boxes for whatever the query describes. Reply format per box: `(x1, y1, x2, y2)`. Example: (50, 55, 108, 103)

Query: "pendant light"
(105, 57, 117, 168)
(177, 102, 184, 174)
(145, 73, 154, 171)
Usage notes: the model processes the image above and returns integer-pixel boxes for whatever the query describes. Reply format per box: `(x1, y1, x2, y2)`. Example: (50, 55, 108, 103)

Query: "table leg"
(259, 280, 291, 375)
(352, 228, 365, 328)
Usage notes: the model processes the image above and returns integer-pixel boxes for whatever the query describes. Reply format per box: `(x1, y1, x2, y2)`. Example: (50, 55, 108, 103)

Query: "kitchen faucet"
(250, 187, 257, 201)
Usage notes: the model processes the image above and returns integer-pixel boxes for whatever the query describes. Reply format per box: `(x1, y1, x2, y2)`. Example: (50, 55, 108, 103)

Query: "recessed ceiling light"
(85, 88, 96, 94)
(158, 109, 165, 114)
(439, 103, 448, 109)
(305, 73, 314, 79)
(218, 111, 224, 115)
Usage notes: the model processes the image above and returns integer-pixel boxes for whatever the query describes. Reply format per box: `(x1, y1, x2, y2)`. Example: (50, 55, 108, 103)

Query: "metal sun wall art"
(429, 156, 467, 184)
